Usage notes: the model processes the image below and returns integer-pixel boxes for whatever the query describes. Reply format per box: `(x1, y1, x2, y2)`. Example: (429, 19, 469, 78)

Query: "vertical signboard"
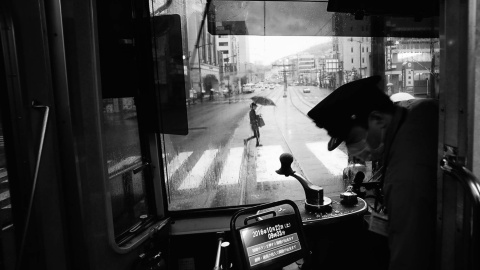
(402, 62, 414, 93)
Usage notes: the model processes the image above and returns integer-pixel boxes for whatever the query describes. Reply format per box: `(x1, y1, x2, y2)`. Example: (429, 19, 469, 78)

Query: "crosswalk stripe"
(218, 147, 243, 185)
(306, 142, 347, 175)
(0, 191, 10, 202)
(166, 151, 193, 179)
(178, 149, 218, 190)
(256, 145, 292, 182)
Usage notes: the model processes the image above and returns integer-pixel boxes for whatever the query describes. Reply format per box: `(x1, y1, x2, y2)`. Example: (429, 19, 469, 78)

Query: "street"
(163, 85, 350, 211)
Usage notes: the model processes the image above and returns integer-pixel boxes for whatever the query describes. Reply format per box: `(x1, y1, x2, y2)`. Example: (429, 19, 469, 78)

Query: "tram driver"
(307, 76, 438, 270)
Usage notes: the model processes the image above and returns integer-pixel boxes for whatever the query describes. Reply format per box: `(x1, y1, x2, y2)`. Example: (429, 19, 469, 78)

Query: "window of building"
(222, 50, 229, 54)
(351, 58, 354, 63)
(219, 42, 228, 46)
(351, 47, 353, 53)
(362, 58, 365, 63)
(362, 47, 364, 53)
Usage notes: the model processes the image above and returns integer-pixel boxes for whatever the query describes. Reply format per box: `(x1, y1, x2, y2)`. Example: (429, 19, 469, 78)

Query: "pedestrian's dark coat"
(249, 108, 258, 127)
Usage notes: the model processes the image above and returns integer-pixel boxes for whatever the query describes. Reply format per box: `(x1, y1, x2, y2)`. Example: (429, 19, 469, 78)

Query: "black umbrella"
(251, 96, 276, 106)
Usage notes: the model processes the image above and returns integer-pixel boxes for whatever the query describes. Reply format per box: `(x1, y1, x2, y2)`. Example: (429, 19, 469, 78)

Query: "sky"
(247, 36, 331, 65)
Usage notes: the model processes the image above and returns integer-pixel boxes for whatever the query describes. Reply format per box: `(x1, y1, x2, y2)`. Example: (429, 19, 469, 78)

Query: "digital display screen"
(239, 215, 303, 269)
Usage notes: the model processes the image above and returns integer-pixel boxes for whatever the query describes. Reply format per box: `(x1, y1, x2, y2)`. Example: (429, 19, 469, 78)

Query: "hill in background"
(272, 40, 333, 63)
(299, 41, 333, 57)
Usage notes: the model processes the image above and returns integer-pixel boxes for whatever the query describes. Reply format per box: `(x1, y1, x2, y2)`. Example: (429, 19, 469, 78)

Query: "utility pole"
(196, 45, 203, 92)
(272, 60, 294, 98)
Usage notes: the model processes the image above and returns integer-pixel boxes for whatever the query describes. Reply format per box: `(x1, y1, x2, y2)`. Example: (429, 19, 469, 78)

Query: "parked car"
(243, 83, 255, 93)
(303, 88, 311, 93)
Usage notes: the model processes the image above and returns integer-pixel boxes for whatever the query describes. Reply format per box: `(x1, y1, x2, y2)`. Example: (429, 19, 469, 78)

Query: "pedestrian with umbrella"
(244, 102, 261, 147)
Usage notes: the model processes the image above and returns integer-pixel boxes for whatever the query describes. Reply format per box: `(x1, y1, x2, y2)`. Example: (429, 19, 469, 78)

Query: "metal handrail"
(440, 158, 480, 207)
(440, 157, 480, 270)
(15, 102, 50, 270)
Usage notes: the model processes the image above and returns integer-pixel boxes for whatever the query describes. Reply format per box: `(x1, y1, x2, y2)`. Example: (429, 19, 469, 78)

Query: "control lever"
(276, 153, 332, 212)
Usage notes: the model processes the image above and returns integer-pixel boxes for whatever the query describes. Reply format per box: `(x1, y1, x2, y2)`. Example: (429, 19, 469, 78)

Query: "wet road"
(163, 86, 350, 210)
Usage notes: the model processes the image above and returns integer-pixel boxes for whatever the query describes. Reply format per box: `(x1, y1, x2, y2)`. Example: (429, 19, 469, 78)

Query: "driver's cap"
(307, 76, 384, 151)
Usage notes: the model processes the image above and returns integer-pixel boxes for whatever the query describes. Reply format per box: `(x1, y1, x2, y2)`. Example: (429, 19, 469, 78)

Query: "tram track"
(239, 85, 329, 205)
(257, 86, 315, 180)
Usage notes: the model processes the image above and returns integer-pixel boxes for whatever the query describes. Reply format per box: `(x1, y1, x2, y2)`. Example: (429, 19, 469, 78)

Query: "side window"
(0, 115, 11, 229)
(103, 98, 152, 239)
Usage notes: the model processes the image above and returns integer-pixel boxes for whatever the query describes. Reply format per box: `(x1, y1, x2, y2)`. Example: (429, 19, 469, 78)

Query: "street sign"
(405, 69, 414, 86)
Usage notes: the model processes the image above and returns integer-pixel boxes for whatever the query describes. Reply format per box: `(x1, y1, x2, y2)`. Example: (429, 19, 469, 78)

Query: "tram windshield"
(148, 0, 440, 211)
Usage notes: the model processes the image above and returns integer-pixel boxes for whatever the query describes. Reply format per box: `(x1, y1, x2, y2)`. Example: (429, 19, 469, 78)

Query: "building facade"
(184, 0, 221, 93)
(296, 54, 315, 85)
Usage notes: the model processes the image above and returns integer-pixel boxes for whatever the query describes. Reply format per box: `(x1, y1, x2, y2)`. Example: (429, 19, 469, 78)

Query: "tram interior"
(1, 0, 479, 270)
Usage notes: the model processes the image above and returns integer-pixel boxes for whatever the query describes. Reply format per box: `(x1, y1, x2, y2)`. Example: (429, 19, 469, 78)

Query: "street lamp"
(193, 43, 214, 93)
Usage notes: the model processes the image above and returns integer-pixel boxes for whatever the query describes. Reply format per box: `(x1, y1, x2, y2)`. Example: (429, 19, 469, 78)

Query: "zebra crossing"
(256, 145, 290, 182)
(0, 142, 349, 209)
(217, 147, 244, 185)
(306, 142, 348, 175)
(178, 149, 218, 190)
(165, 142, 348, 191)
(0, 168, 10, 210)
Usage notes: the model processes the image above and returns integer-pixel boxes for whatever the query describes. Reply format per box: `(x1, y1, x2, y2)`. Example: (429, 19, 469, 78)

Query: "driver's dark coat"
(382, 98, 438, 270)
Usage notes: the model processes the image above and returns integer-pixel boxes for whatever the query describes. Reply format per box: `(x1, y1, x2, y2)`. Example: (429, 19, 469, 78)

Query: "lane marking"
(0, 191, 10, 202)
(218, 147, 243, 185)
(256, 145, 292, 182)
(165, 151, 193, 179)
(0, 170, 8, 180)
(178, 149, 218, 190)
(306, 142, 347, 175)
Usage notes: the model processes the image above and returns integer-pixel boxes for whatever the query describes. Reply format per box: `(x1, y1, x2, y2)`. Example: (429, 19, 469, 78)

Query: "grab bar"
(213, 235, 224, 270)
(15, 102, 50, 270)
(440, 157, 480, 270)
(440, 158, 480, 207)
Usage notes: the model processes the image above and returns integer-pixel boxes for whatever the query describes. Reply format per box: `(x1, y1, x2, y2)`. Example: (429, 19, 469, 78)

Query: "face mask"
(347, 139, 372, 161)
(346, 130, 385, 161)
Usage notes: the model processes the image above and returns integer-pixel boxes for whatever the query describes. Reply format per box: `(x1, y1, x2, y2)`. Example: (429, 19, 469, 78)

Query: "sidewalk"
(187, 93, 250, 106)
